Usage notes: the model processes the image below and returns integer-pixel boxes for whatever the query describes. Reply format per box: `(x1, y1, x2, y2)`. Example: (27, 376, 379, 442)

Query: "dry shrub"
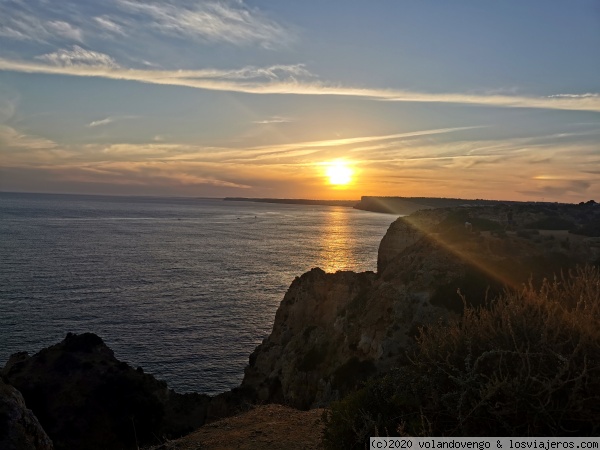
(323, 266, 600, 448)
(410, 265, 600, 436)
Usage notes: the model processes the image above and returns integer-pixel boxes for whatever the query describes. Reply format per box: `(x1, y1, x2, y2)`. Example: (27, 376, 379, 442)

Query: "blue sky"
(0, 0, 599, 201)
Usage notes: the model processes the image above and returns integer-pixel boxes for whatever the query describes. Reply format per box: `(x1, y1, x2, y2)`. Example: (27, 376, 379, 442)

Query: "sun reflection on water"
(318, 208, 356, 273)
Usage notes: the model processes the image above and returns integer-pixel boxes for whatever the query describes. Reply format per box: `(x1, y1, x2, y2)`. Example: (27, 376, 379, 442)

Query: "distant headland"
(225, 195, 572, 215)
(224, 197, 359, 207)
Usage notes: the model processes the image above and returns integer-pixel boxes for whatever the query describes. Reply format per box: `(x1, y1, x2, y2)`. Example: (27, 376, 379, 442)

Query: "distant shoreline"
(223, 197, 359, 207)
(224, 196, 566, 215)
(2, 192, 580, 216)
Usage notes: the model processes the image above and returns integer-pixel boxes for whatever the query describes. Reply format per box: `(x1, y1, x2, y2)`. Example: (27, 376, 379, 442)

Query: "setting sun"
(325, 161, 353, 186)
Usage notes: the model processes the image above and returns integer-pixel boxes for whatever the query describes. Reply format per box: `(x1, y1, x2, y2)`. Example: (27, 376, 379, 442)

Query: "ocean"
(0, 192, 395, 395)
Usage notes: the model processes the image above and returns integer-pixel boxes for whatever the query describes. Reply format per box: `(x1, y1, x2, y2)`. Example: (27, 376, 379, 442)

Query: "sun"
(325, 161, 353, 186)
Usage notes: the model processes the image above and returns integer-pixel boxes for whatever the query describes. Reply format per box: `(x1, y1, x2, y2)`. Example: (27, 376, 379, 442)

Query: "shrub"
(570, 219, 600, 237)
(323, 266, 600, 448)
(322, 374, 401, 450)
(469, 217, 503, 232)
(516, 229, 539, 239)
(331, 357, 377, 392)
(525, 217, 575, 230)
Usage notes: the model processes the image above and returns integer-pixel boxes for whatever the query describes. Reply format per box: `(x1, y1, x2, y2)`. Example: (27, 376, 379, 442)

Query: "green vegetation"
(331, 357, 376, 392)
(524, 217, 575, 230)
(571, 219, 600, 237)
(323, 266, 600, 448)
(516, 229, 539, 239)
(437, 210, 503, 232)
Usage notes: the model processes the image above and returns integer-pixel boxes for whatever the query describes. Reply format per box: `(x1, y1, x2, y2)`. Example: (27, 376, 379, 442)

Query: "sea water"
(0, 192, 395, 394)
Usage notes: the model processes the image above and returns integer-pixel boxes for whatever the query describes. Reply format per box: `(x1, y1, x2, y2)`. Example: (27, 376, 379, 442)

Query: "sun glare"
(325, 161, 353, 186)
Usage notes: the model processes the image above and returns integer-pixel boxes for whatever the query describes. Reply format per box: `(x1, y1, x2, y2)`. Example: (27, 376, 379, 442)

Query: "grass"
(323, 265, 600, 448)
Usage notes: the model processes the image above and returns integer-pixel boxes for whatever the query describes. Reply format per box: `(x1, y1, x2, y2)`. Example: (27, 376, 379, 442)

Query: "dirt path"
(148, 404, 326, 450)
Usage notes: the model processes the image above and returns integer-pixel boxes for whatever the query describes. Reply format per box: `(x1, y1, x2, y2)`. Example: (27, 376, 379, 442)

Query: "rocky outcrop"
(241, 238, 476, 408)
(2, 333, 212, 450)
(242, 204, 600, 409)
(377, 211, 441, 273)
(242, 269, 382, 409)
(0, 378, 53, 450)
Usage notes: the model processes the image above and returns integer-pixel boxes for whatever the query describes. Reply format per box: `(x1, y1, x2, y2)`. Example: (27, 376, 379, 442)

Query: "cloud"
(115, 0, 291, 48)
(0, 5, 83, 44)
(548, 93, 599, 99)
(86, 115, 138, 128)
(0, 11, 49, 42)
(219, 64, 311, 80)
(0, 97, 17, 122)
(36, 46, 118, 68)
(46, 20, 83, 42)
(93, 16, 127, 37)
(2, 120, 598, 201)
(0, 57, 599, 113)
(182, 127, 481, 165)
(518, 179, 592, 198)
(0, 124, 65, 168)
(87, 117, 114, 128)
(16, 160, 252, 189)
(253, 116, 293, 124)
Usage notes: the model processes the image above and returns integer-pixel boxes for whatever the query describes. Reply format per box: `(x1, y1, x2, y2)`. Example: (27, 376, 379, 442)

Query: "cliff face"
(242, 213, 464, 408)
(242, 204, 600, 409)
(0, 378, 53, 450)
(242, 269, 382, 409)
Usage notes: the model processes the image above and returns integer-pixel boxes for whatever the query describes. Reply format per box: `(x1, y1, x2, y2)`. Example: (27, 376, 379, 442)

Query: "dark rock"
(2, 333, 210, 450)
(0, 378, 53, 450)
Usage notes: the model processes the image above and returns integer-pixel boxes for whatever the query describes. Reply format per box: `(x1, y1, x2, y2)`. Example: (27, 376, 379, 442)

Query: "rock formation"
(2, 333, 212, 450)
(242, 204, 600, 409)
(0, 378, 53, 450)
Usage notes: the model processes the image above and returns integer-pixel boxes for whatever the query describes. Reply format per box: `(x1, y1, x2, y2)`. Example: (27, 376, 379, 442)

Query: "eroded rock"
(2, 333, 211, 450)
(242, 205, 599, 409)
(0, 378, 53, 450)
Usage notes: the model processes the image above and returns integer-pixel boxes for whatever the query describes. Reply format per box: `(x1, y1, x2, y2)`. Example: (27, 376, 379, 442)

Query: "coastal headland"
(2, 200, 599, 449)
(225, 196, 563, 215)
(224, 197, 359, 207)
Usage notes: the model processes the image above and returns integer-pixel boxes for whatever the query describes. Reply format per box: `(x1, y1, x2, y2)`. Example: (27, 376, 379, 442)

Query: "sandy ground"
(148, 404, 325, 450)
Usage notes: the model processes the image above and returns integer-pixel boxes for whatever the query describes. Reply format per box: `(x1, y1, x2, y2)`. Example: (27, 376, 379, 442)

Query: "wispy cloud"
(0, 6, 83, 43)
(114, 0, 292, 48)
(253, 116, 294, 124)
(0, 124, 58, 152)
(2, 122, 597, 201)
(0, 57, 598, 113)
(0, 96, 16, 122)
(86, 115, 138, 128)
(518, 179, 592, 198)
(93, 16, 127, 37)
(87, 117, 115, 128)
(36, 46, 118, 68)
(158, 127, 480, 165)
(46, 20, 83, 42)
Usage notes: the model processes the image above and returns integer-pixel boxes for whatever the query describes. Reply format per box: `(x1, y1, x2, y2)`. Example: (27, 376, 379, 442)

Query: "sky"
(0, 0, 599, 202)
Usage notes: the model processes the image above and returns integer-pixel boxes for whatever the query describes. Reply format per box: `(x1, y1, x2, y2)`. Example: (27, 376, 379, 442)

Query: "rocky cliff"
(0, 378, 53, 450)
(242, 203, 600, 409)
(2, 333, 215, 450)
